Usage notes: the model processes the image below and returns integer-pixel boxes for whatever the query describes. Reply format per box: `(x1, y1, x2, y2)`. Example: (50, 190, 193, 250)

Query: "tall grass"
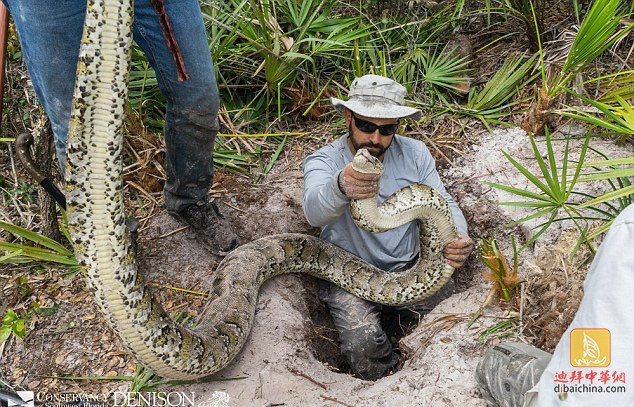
(126, 0, 479, 134)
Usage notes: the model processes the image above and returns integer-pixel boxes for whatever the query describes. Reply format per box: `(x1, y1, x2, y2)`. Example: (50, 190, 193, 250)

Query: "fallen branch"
(288, 367, 328, 390)
(320, 394, 353, 407)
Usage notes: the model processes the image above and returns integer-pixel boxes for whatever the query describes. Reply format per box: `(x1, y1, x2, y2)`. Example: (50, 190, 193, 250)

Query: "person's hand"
(338, 163, 381, 199)
(444, 232, 474, 268)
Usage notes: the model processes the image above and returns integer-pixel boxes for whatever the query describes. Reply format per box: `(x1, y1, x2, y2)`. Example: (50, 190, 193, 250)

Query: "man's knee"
(319, 283, 383, 329)
(319, 283, 399, 380)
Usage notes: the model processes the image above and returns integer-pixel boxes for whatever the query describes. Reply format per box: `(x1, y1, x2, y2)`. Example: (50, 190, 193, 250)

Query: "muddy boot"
(170, 201, 240, 255)
(349, 349, 399, 381)
(476, 342, 552, 407)
(340, 324, 400, 381)
(320, 283, 399, 381)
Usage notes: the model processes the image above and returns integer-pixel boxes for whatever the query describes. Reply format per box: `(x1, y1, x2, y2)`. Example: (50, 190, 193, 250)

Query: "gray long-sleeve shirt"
(303, 134, 468, 272)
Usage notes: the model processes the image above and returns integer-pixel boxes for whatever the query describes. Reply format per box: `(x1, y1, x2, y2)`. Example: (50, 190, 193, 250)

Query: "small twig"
(319, 394, 353, 407)
(519, 282, 525, 336)
(404, 128, 455, 167)
(0, 276, 8, 316)
(156, 225, 188, 239)
(255, 372, 263, 399)
(407, 314, 465, 361)
(6, 145, 28, 222)
(222, 201, 247, 214)
(0, 337, 6, 358)
(289, 368, 328, 390)
(138, 201, 159, 232)
(147, 282, 208, 297)
(315, 333, 338, 345)
(124, 138, 142, 163)
(125, 180, 159, 205)
(449, 172, 492, 187)
(560, 257, 569, 284)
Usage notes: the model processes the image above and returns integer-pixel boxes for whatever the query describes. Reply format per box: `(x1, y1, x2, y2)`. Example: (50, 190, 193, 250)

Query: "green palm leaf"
(422, 48, 471, 93)
(467, 53, 537, 111)
(484, 131, 590, 250)
(562, 0, 630, 74)
(0, 221, 78, 268)
(546, 0, 633, 96)
(561, 91, 634, 135)
(579, 185, 634, 208)
(577, 152, 633, 211)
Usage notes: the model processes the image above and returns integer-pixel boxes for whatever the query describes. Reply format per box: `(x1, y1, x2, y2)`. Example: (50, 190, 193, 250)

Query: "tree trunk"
(33, 118, 63, 243)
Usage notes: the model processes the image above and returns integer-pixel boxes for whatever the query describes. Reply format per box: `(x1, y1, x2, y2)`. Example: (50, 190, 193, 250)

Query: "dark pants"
(319, 278, 455, 380)
(4, 0, 219, 212)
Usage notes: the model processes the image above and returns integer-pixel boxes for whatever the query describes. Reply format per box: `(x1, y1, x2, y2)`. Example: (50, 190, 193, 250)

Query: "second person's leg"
(132, 0, 239, 254)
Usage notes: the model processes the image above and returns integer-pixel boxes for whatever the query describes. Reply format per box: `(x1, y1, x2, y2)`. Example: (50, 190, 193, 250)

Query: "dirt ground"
(2, 123, 632, 406)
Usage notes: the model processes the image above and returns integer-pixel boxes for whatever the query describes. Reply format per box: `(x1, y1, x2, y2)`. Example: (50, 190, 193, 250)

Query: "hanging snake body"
(65, 0, 457, 380)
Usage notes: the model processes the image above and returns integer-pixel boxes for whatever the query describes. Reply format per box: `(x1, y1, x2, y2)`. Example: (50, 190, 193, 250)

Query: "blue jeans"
(4, 0, 219, 212)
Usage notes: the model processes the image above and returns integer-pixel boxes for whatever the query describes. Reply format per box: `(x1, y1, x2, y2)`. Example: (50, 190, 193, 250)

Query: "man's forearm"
(303, 169, 350, 227)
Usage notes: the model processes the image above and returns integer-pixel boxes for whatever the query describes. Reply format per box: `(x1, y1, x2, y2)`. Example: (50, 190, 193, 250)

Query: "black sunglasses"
(351, 112, 400, 136)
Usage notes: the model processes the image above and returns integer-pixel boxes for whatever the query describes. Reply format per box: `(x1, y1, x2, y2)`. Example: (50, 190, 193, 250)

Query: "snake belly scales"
(65, 0, 457, 380)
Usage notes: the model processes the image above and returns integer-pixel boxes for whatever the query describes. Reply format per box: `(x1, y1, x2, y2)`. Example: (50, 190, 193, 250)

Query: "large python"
(65, 0, 457, 380)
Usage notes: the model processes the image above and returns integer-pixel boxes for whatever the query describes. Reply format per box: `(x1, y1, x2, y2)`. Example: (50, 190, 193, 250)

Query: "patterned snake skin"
(64, 0, 457, 380)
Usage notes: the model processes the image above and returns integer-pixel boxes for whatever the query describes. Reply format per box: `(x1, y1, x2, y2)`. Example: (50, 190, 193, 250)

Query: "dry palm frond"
(478, 237, 522, 305)
(542, 25, 579, 69)
(467, 236, 522, 328)
(522, 229, 594, 351)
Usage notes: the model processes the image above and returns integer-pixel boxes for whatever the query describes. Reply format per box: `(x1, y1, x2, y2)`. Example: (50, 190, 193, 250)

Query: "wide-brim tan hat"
(331, 74, 422, 120)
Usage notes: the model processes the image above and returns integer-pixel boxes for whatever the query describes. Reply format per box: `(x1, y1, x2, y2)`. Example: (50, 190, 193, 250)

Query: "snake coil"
(65, 0, 457, 379)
